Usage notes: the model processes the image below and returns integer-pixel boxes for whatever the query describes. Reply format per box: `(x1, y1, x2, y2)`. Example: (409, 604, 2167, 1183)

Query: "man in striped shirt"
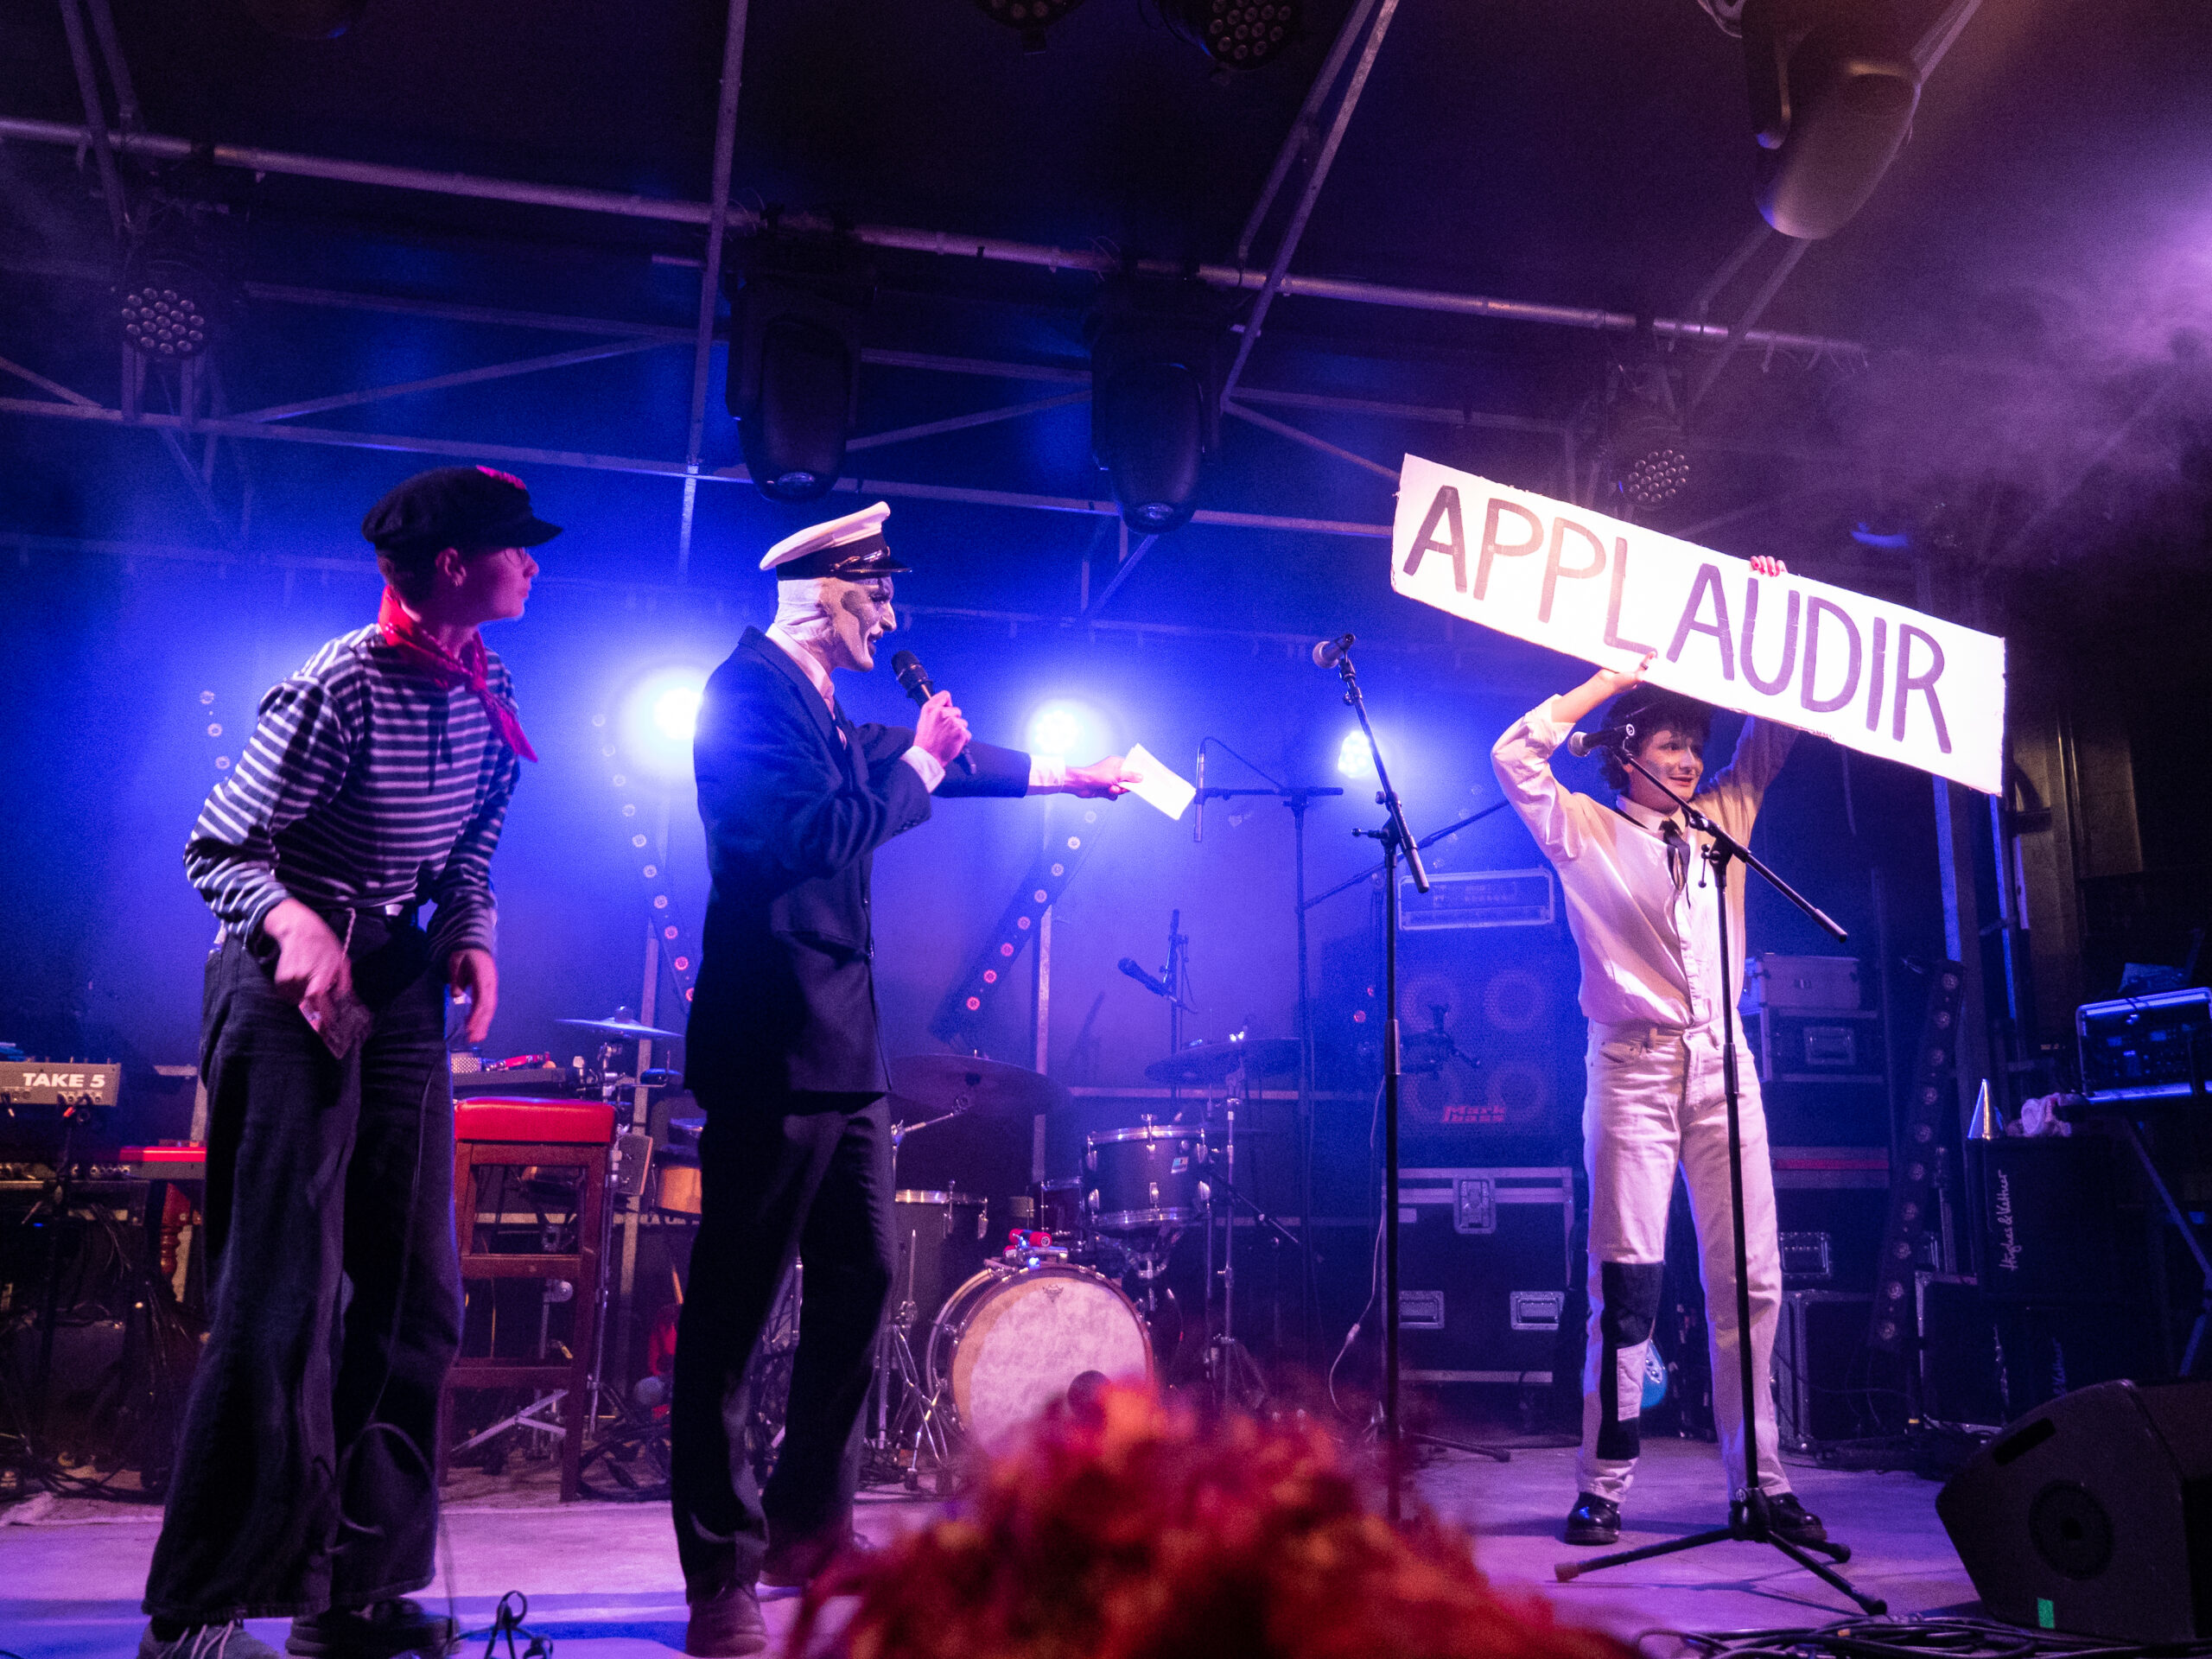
(141, 467, 556, 1659)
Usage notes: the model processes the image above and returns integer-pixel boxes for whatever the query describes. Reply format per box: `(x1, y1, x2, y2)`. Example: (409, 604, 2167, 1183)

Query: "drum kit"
(522, 1009, 1307, 1496)
(857, 1033, 1305, 1489)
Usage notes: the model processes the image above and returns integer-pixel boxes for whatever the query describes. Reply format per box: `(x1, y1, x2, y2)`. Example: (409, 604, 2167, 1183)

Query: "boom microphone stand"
(1553, 737, 1883, 1615)
(1329, 642, 1427, 1522)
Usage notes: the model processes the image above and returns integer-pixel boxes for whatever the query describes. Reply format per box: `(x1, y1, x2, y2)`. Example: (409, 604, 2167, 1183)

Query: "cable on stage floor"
(1633, 1618, 2212, 1659)
(467, 1590, 555, 1659)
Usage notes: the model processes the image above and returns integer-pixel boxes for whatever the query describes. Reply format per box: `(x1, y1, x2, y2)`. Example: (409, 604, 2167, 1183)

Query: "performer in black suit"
(674, 503, 1128, 1656)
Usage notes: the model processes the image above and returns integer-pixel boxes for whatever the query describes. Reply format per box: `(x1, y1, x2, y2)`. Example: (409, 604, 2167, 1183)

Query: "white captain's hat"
(758, 501, 909, 580)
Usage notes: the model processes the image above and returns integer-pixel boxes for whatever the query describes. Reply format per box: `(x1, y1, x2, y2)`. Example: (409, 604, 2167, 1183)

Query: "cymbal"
(1144, 1037, 1300, 1086)
(557, 1015, 685, 1042)
(888, 1054, 1067, 1119)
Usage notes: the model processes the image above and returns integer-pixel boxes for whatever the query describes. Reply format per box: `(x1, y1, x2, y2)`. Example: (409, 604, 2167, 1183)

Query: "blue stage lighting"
(620, 666, 710, 783)
(1337, 729, 1376, 780)
(1027, 699, 1110, 764)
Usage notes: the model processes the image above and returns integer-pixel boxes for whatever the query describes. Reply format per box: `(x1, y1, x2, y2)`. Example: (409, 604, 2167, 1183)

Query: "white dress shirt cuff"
(901, 747, 947, 793)
(1027, 754, 1067, 794)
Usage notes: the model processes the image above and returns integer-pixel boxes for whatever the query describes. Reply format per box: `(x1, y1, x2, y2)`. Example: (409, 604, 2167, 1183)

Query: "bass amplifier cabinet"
(1395, 1166, 1574, 1385)
(1393, 924, 1586, 1157)
(1938, 1379, 2212, 1642)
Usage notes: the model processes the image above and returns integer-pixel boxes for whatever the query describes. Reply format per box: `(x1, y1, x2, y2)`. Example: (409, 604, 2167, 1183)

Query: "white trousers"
(1576, 1019, 1789, 1504)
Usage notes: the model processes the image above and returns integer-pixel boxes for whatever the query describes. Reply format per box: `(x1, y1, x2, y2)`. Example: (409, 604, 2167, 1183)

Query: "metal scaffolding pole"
(1222, 0, 1402, 401)
(1236, 0, 1385, 264)
(0, 114, 1868, 359)
(676, 0, 752, 581)
(0, 392, 1395, 538)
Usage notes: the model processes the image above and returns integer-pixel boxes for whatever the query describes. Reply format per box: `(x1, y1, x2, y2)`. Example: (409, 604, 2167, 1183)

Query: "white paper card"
(1121, 743, 1198, 820)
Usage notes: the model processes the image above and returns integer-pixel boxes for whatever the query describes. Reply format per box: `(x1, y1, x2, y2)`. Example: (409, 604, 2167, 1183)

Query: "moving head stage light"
(723, 236, 874, 504)
(1086, 280, 1228, 535)
(1712, 0, 1922, 238)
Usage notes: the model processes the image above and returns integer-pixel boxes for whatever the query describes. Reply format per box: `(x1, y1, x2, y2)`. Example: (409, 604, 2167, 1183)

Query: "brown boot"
(683, 1582, 767, 1658)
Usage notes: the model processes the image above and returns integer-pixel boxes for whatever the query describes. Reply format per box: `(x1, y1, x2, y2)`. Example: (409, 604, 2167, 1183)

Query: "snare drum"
(1084, 1124, 1207, 1231)
(892, 1190, 991, 1326)
(925, 1262, 1152, 1453)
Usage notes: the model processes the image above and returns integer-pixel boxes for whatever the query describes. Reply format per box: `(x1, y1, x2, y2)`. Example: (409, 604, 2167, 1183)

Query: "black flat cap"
(362, 465, 563, 556)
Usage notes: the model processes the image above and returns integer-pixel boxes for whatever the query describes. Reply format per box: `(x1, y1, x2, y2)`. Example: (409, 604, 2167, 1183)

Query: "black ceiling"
(4, 0, 2212, 628)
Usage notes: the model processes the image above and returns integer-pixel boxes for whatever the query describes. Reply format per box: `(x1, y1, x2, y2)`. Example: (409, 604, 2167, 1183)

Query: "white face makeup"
(775, 575, 898, 673)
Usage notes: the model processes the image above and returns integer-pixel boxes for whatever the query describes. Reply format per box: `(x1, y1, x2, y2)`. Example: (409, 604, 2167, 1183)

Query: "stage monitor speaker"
(1936, 1378, 2212, 1642)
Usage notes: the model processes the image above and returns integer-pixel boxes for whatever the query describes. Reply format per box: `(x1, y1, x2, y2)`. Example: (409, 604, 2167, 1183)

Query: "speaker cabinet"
(1936, 1379, 2212, 1641)
(1394, 924, 1584, 1160)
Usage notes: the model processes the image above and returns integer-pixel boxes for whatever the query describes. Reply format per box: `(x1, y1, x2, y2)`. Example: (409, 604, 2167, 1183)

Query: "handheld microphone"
(1310, 632, 1355, 669)
(1194, 741, 1205, 843)
(1117, 957, 1173, 998)
(889, 649, 975, 775)
(1567, 721, 1637, 758)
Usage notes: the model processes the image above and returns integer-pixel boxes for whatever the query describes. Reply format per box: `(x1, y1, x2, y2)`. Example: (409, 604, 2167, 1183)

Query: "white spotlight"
(1337, 729, 1376, 780)
(1027, 699, 1109, 763)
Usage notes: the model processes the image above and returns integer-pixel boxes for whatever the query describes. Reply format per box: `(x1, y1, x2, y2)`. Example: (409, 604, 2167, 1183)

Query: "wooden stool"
(443, 1096, 615, 1501)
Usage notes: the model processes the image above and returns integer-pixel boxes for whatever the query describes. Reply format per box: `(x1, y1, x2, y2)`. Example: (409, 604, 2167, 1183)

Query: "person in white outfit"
(1490, 557, 1825, 1549)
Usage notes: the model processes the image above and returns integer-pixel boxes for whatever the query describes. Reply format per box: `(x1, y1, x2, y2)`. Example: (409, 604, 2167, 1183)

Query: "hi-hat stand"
(1193, 737, 1342, 1369)
(1552, 737, 1883, 1615)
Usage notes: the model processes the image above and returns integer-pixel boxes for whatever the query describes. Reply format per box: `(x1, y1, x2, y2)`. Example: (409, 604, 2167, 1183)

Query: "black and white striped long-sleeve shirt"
(184, 624, 522, 960)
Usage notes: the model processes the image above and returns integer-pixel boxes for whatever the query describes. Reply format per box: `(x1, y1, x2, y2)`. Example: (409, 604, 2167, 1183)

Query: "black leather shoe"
(1765, 1491, 1828, 1546)
(287, 1600, 456, 1659)
(1563, 1491, 1621, 1546)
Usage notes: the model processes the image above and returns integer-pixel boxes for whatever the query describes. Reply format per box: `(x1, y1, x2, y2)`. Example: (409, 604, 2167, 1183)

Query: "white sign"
(1121, 743, 1198, 820)
(1389, 454, 2006, 794)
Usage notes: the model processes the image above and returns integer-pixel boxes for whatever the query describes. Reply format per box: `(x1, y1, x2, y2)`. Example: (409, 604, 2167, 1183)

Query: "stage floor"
(0, 1438, 1977, 1657)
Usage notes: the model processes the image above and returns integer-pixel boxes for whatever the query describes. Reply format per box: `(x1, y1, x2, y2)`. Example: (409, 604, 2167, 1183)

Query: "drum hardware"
(861, 1111, 973, 1490)
(1128, 1028, 1313, 1412)
(563, 1013, 681, 1459)
(557, 1014, 686, 1043)
(887, 1053, 1070, 1121)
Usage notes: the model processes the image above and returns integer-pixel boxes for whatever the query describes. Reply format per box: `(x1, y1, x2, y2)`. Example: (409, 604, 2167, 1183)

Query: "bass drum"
(925, 1262, 1152, 1455)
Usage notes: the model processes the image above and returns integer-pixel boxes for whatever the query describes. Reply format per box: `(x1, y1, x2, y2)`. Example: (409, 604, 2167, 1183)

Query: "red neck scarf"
(378, 588, 538, 762)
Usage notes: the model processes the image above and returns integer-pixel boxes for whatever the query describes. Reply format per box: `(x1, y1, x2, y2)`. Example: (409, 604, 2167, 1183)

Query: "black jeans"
(670, 1092, 895, 1598)
(143, 918, 461, 1623)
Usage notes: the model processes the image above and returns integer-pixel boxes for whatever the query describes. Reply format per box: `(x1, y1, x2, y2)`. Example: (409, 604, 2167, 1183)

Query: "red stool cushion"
(455, 1097, 616, 1145)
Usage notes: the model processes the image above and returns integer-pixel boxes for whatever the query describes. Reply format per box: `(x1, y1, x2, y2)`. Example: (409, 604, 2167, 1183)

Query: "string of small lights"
(588, 709, 699, 1014)
(199, 686, 231, 779)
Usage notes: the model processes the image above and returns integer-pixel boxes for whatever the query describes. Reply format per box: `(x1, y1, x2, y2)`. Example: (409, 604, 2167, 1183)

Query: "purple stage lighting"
(620, 666, 710, 783)
(1027, 699, 1110, 765)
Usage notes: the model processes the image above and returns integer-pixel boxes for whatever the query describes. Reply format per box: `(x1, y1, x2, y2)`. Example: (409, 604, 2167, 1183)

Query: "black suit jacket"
(685, 627, 1030, 1098)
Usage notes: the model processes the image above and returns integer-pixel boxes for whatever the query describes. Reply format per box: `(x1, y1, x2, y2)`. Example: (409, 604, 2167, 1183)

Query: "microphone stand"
(1330, 645, 1426, 1522)
(1194, 744, 1344, 1371)
(1554, 741, 1882, 1614)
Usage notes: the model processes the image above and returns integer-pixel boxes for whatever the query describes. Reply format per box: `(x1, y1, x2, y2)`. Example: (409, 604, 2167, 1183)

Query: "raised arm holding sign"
(1392, 454, 2005, 794)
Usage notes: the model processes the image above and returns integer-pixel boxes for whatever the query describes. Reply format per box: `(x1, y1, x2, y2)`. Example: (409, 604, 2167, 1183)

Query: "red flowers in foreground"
(793, 1388, 1635, 1659)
